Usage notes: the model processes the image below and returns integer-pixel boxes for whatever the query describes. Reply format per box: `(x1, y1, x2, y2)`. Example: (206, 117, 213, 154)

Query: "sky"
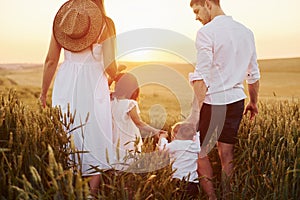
(0, 0, 300, 63)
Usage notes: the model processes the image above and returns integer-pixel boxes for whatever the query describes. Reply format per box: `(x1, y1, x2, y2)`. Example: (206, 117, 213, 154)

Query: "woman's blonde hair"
(89, 0, 116, 58)
(91, 0, 116, 36)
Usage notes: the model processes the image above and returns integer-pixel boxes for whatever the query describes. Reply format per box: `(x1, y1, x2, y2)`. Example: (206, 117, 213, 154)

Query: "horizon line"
(1, 56, 300, 65)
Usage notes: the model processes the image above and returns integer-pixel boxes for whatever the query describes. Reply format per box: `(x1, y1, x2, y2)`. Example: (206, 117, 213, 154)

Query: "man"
(186, 0, 260, 199)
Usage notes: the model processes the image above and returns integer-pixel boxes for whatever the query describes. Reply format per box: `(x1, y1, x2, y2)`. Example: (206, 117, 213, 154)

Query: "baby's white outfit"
(159, 132, 201, 183)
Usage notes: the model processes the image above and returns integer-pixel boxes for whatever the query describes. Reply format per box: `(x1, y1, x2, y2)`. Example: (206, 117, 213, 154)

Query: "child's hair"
(171, 122, 196, 140)
(113, 73, 140, 100)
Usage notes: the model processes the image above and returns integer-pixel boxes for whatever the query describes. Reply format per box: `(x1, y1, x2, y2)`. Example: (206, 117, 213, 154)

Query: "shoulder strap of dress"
(97, 23, 107, 41)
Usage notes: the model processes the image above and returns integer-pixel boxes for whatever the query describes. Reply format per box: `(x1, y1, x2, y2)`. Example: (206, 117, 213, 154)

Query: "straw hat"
(53, 0, 103, 52)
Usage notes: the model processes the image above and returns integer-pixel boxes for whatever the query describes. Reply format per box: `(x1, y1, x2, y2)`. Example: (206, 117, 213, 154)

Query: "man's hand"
(246, 80, 259, 120)
(244, 102, 258, 120)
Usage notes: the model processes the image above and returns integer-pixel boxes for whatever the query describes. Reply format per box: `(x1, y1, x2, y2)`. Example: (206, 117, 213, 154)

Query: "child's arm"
(128, 106, 165, 137)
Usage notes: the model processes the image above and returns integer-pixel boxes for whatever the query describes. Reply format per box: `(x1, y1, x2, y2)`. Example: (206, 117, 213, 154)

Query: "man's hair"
(190, 0, 220, 7)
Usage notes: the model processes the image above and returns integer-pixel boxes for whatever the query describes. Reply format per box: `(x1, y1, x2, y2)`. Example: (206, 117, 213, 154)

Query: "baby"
(159, 122, 201, 197)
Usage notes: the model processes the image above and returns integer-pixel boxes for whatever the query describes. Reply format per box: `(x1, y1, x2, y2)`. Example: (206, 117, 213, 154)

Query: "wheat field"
(0, 58, 299, 199)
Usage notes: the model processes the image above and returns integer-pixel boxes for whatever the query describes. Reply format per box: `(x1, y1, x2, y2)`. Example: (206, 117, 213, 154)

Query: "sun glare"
(118, 50, 190, 63)
(0, 0, 300, 63)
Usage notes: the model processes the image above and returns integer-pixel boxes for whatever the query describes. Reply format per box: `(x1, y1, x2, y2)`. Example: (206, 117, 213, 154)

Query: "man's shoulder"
(198, 16, 224, 34)
(197, 24, 212, 37)
(226, 17, 253, 34)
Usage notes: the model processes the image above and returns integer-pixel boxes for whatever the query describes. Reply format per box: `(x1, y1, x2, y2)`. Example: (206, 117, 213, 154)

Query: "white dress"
(52, 43, 114, 176)
(110, 98, 143, 164)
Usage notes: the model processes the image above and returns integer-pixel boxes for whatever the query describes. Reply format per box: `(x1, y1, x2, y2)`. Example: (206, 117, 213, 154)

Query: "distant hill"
(0, 63, 43, 70)
(258, 57, 300, 72)
(1, 57, 299, 72)
(0, 57, 299, 106)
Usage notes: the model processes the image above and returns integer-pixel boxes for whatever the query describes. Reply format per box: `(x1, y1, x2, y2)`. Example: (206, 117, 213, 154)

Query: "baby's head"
(171, 122, 196, 140)
(113, 73, 140, 100)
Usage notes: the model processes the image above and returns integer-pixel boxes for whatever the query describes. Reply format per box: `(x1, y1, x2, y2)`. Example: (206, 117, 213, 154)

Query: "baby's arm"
(128, 106, 166, 137)
(195, 131, 201, 152)
(158, 133, 169, 150)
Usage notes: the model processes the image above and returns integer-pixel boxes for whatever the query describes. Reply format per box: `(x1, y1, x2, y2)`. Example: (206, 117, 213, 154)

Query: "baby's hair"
(171, 122, 196, 140)
(190, 0, 220, 7)
(113, 73, 140, 100)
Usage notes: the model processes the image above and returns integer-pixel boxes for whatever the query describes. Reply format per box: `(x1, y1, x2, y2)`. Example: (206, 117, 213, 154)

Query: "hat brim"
(53, 0, 103, 52)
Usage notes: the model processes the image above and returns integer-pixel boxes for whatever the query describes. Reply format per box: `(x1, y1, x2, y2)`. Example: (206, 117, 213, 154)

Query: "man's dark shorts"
(197, 99, 244, 145)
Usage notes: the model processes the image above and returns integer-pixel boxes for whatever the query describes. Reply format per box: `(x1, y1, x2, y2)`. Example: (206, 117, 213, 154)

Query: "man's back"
(194, 15, 260, 104)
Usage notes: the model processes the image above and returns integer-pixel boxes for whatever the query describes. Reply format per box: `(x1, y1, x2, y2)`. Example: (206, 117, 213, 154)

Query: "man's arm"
(193, 79, 208, 109)
(244, 80, 259, 120)
(185, 80, 207, 126)
(186, 29, 211, 127)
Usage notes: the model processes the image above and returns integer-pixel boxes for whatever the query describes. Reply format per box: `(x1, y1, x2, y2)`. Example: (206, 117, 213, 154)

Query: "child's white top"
(159, 132, 201, 183)
(111, 98, 143, 161)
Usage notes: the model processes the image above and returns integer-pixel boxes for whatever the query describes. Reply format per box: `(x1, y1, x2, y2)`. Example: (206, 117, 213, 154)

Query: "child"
(159, 122, 201, 198)
(110, 72, 165, 168)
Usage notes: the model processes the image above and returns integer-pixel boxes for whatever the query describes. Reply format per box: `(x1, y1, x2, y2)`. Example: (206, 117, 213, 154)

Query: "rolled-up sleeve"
(246, 32, 260, 84)
(189, 29, 213, 88)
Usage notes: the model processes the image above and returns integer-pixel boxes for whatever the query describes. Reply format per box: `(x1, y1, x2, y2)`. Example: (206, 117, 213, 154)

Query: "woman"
(40, 0, 117, 196)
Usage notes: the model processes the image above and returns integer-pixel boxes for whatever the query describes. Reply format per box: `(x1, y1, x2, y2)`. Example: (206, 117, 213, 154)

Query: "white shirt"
(189, 15, 260, 105)
(159, 132, 200, 183)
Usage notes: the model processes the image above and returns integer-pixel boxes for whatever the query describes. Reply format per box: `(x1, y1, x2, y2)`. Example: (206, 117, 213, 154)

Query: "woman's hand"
(39, 94, 47, 108)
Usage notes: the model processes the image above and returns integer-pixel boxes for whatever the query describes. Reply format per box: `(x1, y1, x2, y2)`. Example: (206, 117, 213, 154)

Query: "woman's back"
(52, 41, 114, 175)
(64, 44, 104, 64)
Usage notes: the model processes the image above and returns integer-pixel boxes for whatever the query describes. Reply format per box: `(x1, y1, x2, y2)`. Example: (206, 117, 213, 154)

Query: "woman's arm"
(40, 34, 61, 107)
(101, 17, 117, 81)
